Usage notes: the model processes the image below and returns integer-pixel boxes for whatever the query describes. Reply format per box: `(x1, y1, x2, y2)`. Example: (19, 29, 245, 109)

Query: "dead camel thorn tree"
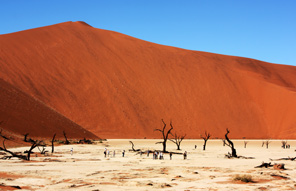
(63, 130, 70, 144)
(225, 128, 237, 158)
(0, 130, 45, 161)
(51, 133, 56, 153)
(244, 140, 249, 148)
(154, 119, 173, 153)
(129, 141, 141, 152)
(201, 131, 211, 151)
(169, 132, 186, 150)
(262, 140, 271, 149)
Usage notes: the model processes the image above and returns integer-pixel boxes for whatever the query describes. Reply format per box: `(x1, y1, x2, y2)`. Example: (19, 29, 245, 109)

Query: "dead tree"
(224, 129, 237, 158)
(24, 133, 29, 142)
(201, 131, 211, 151)
(244, 141, 249, 148)
(271, 156, 296, 161)
(36, 140, 48, 155)
(0, 136, 39, 161)
(255, 162, 273, 168)
(26, 141, 38, 160)
(0, 128, 27, 160)
(154, 119, 173, 153)
(23, 133, 34, 143)
(265, 140, 271, 149)
(0, 139, 27, 160)
(129, 141, 140, 152)
(0, 128, 47, 160)
(281, 141, 287, 149)
(169, 132, 186, 150)
(63, 131, 70, 144)
(51, 133, 56, 153)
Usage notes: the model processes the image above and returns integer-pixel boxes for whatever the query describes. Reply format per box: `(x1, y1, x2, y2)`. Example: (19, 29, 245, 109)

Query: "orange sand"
(0, 21, 296, 139)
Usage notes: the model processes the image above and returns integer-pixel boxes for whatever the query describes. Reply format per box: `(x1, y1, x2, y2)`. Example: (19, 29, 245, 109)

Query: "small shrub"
(233, 174, 253, 183)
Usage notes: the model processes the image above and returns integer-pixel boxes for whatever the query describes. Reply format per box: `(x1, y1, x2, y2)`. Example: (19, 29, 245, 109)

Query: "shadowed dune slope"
(0, 79, 98, 140)
(1, 21, 296, 139)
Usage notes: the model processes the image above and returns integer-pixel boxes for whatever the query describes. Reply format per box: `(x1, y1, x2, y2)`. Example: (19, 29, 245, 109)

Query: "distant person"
(183, 151, 187, 160)
(113, 150, 116, 157)
(153, 151, 157, 160)
(155, 151, 158, 159)
(159, 152, 163, 160)
(170, 152, 172, 160)
(147, 150, 150, 157)
(70, 148, 73, 155)
(195, 145, 197, 149)
(107, 150, 110, 157)
(104, 148, 107, 158)
(122, 150, 125, 157)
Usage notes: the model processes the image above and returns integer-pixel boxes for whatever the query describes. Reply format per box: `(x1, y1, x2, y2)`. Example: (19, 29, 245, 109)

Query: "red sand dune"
(0, 78, 98, 141)
(1, 21, 296, 139)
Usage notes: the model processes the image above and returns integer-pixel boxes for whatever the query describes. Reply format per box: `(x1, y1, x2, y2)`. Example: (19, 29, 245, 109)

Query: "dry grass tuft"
(233, 174, 254, 183)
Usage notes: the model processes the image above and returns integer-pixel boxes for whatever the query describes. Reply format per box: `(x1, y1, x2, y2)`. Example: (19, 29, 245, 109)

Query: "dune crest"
(1, 21, 296, 139)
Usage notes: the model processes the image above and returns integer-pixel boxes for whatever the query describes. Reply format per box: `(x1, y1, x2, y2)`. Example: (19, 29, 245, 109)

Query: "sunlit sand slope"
(1, 21, 296, 138)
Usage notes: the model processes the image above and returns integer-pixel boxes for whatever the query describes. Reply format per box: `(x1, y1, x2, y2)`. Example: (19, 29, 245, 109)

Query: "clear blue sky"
(1, 0, 295, 66)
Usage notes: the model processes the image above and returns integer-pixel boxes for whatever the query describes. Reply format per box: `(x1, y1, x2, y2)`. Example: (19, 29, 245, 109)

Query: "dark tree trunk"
(155, 119, 173, 153)
(63, 131, 70, 144)
(201, 131, 211, 151)
(24, 133, 29, 142)
(27, 144, 35, 161)
(203, 141, 207, 151)
(225, 129, 237, 158)
(51, 133, 56, 153)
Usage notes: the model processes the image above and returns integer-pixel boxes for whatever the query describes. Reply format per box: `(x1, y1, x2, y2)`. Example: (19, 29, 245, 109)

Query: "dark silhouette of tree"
(262, 140, 271, 149)
(0, 139, 27, 160)
(224, 128, 237, 158)
(154, 119, 173, 153)
(169, 132, 186, 150)
(221, 139, 226, 146)
(201, 131, 211, 150)
(24, 133, 29, 142)
(281, 141, 287, 149)
(129, 141, 140, 152)
(51, 133, 56, 153)
(0, 129, 44, 161)
(63, 131, 70, 144)
(23, 133, 34, 143)
(244, 140, 249, 148)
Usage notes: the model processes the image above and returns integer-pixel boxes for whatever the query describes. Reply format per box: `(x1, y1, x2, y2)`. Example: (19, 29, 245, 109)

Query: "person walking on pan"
(104, 148, 107, 158)
(183, 151, 187, 160)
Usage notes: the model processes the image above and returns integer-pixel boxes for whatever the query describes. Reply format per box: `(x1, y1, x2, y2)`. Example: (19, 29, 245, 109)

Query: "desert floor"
(0, 139, 296, 190)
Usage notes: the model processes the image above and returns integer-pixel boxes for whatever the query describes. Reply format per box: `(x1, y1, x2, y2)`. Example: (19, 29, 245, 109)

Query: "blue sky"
(1, 0, 295, 66)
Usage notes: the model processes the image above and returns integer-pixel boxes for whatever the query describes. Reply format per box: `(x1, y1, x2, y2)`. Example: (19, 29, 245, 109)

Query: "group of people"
(152, 151, 164, 160)
(104, 148, 117, 158)
(102, 148, 187, 160)
(70, 147, 187, 160)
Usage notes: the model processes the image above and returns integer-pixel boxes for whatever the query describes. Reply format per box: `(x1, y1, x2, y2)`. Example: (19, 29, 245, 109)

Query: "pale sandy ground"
(1, 139, 296, 190)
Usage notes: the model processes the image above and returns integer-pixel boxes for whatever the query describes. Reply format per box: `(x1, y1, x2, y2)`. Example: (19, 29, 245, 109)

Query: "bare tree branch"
(225, 128, 237, 158)
(169, 132, 186, 150)
(154, 119, 173, 153)
(201, 131, 211, 150)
